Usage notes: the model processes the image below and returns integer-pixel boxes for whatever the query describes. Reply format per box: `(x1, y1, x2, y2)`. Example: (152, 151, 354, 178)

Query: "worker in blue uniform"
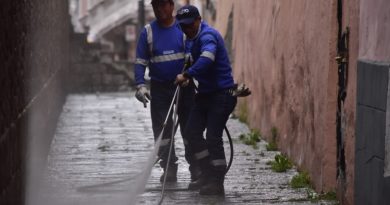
(134, 0, 199, 183)
(175, 5, 237, 195)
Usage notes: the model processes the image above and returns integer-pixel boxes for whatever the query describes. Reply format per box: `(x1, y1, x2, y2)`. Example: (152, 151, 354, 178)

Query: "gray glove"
(135, 84, 151, 108)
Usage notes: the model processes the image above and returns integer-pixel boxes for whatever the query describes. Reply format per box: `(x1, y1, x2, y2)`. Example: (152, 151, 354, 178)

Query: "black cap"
(151, 0, 172, 5)
(176, 5, 200, 25)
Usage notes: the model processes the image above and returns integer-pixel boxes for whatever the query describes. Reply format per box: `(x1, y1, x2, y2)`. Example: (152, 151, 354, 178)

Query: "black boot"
(189, 163, 202, 182)
(199, 180, 225, 196)
(188, 157, 210, 189)
(188, 175, 208, 190)
(160, 163, 178, 183)
(199, 165, 226, 195)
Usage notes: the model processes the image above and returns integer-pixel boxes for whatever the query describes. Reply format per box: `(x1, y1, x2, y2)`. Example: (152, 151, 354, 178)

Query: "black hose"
(158, 82, 235, 175)
(224, 126, 234, 174)
(158, 79, 235, 205)
(157, 117, 234, 175)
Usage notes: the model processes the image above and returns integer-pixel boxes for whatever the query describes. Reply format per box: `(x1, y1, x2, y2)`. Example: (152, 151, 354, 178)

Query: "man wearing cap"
(134, 0, 199, 183)
(175, 5, 237, 195)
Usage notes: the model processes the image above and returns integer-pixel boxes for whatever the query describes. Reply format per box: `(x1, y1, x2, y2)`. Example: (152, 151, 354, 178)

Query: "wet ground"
(32, 92, 338, 205)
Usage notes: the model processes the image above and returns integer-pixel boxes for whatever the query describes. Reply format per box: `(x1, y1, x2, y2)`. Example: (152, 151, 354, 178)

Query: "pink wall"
(221, 0, 390, 204)
(230, 0, 361, 204)
(232, 0, 340, 194)
(359, 0, 390, 61)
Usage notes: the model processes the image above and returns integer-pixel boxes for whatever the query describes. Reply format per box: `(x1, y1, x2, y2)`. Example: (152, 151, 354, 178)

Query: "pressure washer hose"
(159, 86, 181, 205)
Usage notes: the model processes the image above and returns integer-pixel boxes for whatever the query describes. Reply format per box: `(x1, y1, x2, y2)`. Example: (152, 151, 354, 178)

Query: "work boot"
(188, 175, 208, 190)
(199, 181, 225, 196)
(189, 164, 202, 182)
(160, 164, 178, 183)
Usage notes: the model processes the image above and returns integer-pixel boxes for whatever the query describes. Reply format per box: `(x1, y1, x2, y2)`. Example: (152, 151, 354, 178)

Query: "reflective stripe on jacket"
(134, 20, 186, 85)
(186, 22, 234, 93)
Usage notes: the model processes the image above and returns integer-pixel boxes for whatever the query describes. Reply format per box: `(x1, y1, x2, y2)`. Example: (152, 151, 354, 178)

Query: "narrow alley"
(1, 0, 390, 205)
(30, 91, 336, 205)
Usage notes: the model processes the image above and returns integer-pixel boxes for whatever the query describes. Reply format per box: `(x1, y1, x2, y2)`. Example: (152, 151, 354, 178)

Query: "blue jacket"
(185, 22, 235, 93)
(134, 20, 186, 85)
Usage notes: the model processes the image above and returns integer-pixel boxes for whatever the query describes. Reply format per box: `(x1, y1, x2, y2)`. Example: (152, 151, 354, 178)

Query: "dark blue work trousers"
(150, 80, 195, 169)
(184, 90, 237, 180)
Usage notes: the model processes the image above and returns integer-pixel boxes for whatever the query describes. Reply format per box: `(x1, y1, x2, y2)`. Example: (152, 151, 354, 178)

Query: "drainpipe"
(336, 0, 349, 188)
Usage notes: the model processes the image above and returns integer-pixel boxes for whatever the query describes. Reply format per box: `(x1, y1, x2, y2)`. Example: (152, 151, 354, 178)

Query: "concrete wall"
(0, 0, 70, 204)
(354, 0, 390, 204)
(355, 61, 390, 205)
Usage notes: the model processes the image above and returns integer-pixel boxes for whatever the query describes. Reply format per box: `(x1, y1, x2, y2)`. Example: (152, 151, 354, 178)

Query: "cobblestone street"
(34, 92, 337, 205)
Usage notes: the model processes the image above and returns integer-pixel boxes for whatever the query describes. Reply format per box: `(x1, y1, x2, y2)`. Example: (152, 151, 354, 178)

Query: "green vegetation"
(237, 100, 248, 123)
(290, 170, 338, 203)
(307, 189, 318, 201)
(270, 154, 292, 172)
(239, 129, 261, 149)
(266, 126, 278, 151)
(319, 191, 337, 201)
(307, 189, 338, 203)
(290, 171, 311, 188)
(266, 141, 278, 151)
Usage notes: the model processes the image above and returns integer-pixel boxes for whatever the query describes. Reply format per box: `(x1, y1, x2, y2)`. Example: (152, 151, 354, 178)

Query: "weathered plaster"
(231, 0, 338, 193)
(359, 0, 390, 61)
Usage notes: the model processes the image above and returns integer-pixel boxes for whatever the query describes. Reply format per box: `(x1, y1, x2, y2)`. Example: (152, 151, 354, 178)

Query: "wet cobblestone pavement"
(35, 92, 338, 205)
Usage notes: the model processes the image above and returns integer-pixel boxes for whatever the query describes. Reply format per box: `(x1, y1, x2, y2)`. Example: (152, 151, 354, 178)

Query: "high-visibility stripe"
(200, 51, 215, 61)
(210, 159, 227, 166)
(194, 150, 209, 160)
(145, 23, 186, 60)
(150, 52, 185, 63)
(135, 58, 148, 66)
(160, 139, 171, 147)
(145, 24, 153, 56)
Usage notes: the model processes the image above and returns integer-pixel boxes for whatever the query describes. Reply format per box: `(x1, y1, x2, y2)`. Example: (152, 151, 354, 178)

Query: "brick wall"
(0, 0, 70, 204)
